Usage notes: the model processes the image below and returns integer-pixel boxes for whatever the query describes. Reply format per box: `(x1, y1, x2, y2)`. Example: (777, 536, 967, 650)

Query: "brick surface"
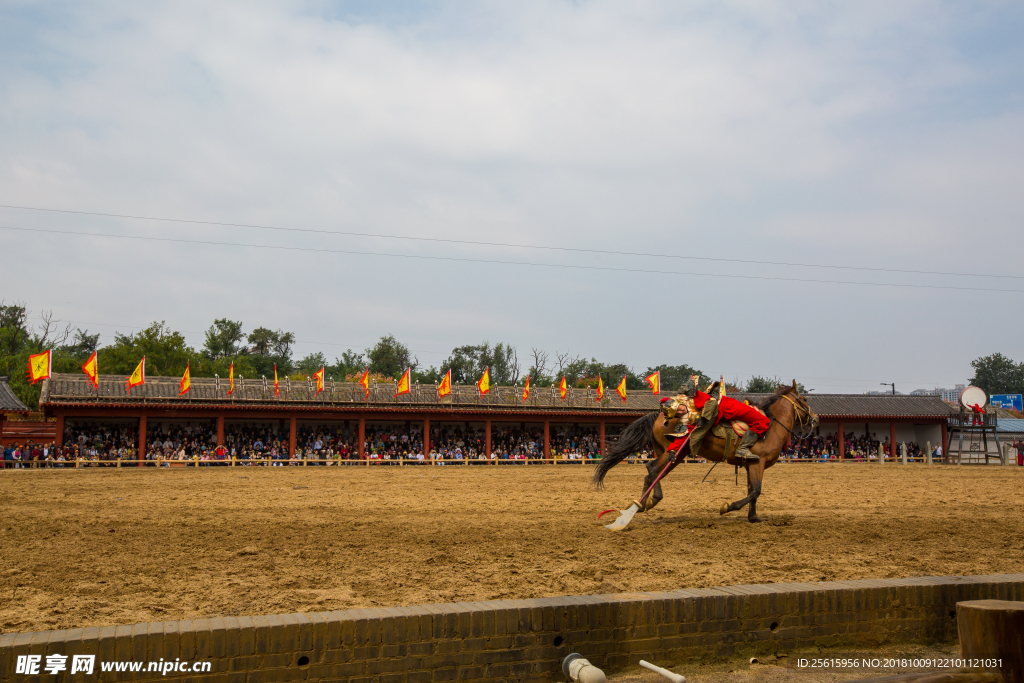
(3, 574, 1022, 683)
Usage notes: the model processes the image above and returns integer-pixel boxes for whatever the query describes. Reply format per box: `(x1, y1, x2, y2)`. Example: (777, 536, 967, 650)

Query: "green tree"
(744, 375, 783, 393)
(643, 364, 710, 393)
(367, 335, 417, 379)
(296, 352, 328, 377)
(246, 327, 295, 376)
(333, 349, 365, 379)
(439, 342, 519, 384)
(203, 319, 245, 359)
(99, 322, 196, 376)
(970, 353, 1024, 395)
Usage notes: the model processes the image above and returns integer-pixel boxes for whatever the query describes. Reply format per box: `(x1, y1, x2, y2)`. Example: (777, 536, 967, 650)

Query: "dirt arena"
(1, 462, 1022, 634)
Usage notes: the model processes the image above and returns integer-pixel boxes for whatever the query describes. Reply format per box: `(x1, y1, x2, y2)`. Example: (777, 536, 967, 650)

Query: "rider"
(662, 378, 770, 462)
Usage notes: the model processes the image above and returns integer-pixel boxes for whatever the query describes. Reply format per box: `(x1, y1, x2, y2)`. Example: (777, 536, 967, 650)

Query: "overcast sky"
(1, 1, 1021, 393)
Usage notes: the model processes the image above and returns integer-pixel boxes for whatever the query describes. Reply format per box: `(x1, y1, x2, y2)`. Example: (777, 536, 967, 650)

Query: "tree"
(246, 327, 295, 376)
(745, 375, 783, 393)
(643, 364, 710, 393)
(970, 353, 1024, 395)
(203, 319, 245, 359)
(334, 349, 366, 379)
(0, 301, 29, 355)
(367, 335, 417, 379)
(296, 352, 328, 377)
(99, 322, 195, 376)
(528, 347, 550, 385)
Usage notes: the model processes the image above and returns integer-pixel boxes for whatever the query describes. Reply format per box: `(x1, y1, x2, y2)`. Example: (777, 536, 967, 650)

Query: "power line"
(0, 202, 1018, 280)
(3, 225, 1022, 293)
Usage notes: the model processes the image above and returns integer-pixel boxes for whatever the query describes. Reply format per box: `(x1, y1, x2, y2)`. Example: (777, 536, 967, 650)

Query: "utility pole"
(880, 382, 895, 395)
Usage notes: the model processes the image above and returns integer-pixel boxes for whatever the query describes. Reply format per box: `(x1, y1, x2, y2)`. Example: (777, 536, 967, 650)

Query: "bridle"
(767, 393, 816, 441)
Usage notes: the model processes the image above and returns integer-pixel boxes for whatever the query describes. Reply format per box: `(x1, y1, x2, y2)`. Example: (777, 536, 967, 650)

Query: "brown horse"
(593, 382, 818, 523)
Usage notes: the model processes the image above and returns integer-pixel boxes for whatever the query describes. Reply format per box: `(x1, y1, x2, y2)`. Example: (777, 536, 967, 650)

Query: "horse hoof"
(748, 516, 762, 523)
(719, 502, 731, 515)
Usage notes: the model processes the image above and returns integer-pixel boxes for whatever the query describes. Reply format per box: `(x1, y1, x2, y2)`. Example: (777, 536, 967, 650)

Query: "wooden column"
(599, 421, 606, 457)
(837, 421, 845, 459)
(889, 422, 896, 460)
(216, 415, 225, 447)
(55, 413, 64, 447)
(423, 418, 430, 459)
(940, 420, 948, 463)
(358, 418, 366, 459)
(956, 599, 1024, 683)
(485, 419, 492, 460)
(138, 415, 147, 466)
(543, 421, 550, 461)
(288, 416, 296, 457)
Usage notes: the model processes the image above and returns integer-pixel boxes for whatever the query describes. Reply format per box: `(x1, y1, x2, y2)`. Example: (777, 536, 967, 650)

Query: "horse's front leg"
(719, 459, 765, 522)
(638, 446, 670, 512)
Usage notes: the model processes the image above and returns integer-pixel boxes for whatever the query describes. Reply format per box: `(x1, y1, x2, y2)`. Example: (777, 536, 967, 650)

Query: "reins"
(767, 393, 815, 441)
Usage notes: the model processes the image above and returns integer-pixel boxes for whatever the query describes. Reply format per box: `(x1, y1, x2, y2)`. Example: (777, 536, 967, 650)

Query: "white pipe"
(639, 660, 686, 683)
(563, 654, 607, 683)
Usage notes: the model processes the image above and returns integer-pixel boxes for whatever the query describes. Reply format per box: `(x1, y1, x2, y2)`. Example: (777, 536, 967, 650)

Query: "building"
(23, 374, 956, 462)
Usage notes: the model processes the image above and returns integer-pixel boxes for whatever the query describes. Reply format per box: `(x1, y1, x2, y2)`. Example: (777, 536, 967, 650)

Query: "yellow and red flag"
(395, 367, 411, 396)
(179, 363, 191, 396)
(82, 351, 99, 388)
(615, 375, 628, 402)
(645, 370, 660, 395)
(521, 375, 530, 401)
(126, 357, 146, 390)
(227, 362, 234, 396)
(595, 375, 604, 401)
(477, 367, 490, 395)
(314, 366, 325, 395)
(559, 376, 567, 401)
(358, 367, 370, 399)
(26, 350, 52, 385)
(273, 364, 279, 397)
(438, 369, 452, 398)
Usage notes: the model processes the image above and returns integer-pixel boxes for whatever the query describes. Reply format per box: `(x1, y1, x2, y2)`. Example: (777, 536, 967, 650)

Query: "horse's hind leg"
(719, 460, 765, 522)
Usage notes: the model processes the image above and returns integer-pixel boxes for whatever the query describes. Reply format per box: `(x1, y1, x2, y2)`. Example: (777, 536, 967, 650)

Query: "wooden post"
(941, 420, 949, 464)
(878, 442, 884, 464)
(55, 413, 64, 446)
(926, 441, 932, 465)
(889, 422, 896, 460)
(358, 418, 365, 460)
(423, 418, 430, 461)
(485, 419, 491, 461)
(901, 443, 907, 465)
(544, 421, 550, 462)
(289, 416, 296, 457)
(956, 600, 1024, 683)
(216, 415, 224, 447)
(138, 415, 147, 466)
(837, 421, 845, 459)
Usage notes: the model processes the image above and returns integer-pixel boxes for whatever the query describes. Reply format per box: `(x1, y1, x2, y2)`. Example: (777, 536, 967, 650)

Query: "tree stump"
(957, 600, 1024, 683)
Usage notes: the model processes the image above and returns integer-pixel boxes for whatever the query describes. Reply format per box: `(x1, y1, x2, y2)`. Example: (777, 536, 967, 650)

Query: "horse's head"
(765, 380, 818, 439)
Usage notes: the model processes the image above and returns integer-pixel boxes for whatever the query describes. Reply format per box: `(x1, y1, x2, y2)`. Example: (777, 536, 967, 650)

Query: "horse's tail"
(592, 411, 659, 489)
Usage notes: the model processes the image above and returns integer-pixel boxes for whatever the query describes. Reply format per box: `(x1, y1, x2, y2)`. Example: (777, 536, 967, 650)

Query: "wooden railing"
(42, 373, 660, 412)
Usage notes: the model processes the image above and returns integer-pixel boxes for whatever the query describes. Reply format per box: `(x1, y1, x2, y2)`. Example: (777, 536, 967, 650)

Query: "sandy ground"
(1, 462, 1022, 634)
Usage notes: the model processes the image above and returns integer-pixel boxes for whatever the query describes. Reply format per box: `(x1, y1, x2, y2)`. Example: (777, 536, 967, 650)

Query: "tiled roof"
(996, 418, 1024, 434)
(40, 374, 954, 420)
(0, 377, 31, 413)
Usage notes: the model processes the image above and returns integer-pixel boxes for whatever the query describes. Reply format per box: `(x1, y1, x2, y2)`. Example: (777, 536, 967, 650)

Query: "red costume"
(693, 391, 771, 435)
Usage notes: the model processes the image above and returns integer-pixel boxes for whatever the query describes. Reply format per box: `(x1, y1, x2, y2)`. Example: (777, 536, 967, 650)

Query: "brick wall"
(2, 574, 1022, 683)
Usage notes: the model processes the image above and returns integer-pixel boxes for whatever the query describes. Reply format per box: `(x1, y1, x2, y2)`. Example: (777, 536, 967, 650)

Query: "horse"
(593, 382, 818, 523)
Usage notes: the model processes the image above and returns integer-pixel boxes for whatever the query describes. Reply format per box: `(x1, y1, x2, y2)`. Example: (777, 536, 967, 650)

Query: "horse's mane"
(758, 384, 797, 413)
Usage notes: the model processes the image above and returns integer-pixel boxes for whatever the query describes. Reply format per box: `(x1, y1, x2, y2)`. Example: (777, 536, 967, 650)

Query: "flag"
(718, 375, 725, 398)
(274, 364, 279, 397)
(82, 351, 99, 388)
(395, 367, 411, 396)
(595, 375, 604, 401)
(438, 369, 452, 398)
(645, 370, 660, 395)
(26, 350, 52, 385)
(559, 376, 567, 401)
(126, 357, 146, 390)
(477, 367, 490, 395)
(179, 363, 191, 396)
(358, 367, 370, 400)
(522, 375, 530, 401)
(615, 375, 628, 402)
(314, 366, 325, 395)
(227, 362, 234, 396)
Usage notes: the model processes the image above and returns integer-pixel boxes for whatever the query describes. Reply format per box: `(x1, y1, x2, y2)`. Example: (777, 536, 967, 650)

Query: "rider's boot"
(733, 429, 761, 462)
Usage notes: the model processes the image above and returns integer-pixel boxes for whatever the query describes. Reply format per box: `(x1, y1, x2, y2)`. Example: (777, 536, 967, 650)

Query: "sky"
(1, 0, 1022, 393)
